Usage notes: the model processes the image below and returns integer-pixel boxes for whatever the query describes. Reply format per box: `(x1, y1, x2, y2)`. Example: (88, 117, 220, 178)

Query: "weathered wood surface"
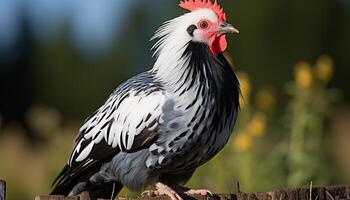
(35, 185, 350, 200)
(34, 192, 88, 200)
(0, 180, 6, 200)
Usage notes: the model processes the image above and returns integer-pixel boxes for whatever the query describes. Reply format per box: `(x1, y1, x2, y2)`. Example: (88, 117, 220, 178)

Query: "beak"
(217, 22, 240, 34)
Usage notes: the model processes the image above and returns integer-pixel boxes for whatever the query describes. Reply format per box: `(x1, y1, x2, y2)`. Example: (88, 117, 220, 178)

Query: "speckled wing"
(67, 72, 165, 167)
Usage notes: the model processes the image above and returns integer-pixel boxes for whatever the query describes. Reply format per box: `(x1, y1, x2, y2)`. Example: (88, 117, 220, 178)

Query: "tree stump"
(35, 191, 88, 200)
(0, 180, 6, 200)
(33, 184, 350, 200)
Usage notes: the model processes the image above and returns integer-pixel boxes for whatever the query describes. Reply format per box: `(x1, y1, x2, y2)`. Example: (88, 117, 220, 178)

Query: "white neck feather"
(150, 9, 218, 85)
(151, 15, 192, 85)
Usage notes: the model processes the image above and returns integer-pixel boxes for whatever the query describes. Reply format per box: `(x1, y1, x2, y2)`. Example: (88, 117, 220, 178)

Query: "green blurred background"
(0, 0, 349, 199)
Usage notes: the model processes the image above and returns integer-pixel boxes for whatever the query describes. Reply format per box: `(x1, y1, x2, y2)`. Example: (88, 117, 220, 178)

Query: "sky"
(0, 0, 136, 56)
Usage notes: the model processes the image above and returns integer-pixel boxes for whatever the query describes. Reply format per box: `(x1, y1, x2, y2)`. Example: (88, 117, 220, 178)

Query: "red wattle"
(210, 35, 227, 56)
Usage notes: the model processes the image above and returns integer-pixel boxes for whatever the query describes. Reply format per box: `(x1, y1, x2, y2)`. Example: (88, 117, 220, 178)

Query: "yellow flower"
(233, 133, 252, 152)
(247, 113, 267, 137)
(314, 55, 334, 81)
(236, 71, 251, 108)
(255, 87, 276, 112)
(294, 62, 313, 89)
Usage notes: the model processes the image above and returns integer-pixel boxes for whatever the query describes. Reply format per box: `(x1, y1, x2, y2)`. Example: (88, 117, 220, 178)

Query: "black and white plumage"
(52, 1, 240, 199)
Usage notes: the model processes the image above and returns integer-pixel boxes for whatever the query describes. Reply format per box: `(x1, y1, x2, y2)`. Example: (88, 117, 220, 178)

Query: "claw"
(185, 189, 213, 196)
(141, 190, 154, 197)
(141, 183, 212, 200)
(143, 182, 183, 200)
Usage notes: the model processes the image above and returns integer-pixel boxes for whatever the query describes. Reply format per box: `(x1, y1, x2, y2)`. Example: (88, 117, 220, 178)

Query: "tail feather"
(51, 146, 122, 198)
(51, 164, 70, 188)
(51, 164, 81, 196)
(51, 160, 122, 197)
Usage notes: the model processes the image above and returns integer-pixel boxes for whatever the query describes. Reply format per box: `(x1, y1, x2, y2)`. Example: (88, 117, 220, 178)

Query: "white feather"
(151, 8, 218, 84)
(76, 141, 94, 162)
(68, 8, 221, 166)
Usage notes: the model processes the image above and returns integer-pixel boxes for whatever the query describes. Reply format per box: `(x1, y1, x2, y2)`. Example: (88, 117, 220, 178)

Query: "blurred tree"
(0, 11, 40, 141)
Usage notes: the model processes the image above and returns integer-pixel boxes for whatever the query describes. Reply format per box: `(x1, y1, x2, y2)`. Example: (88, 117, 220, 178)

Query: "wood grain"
(33, 185, 350, 200)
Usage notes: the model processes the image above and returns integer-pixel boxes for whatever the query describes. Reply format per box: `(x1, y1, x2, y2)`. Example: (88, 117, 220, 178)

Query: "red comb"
(179, 0, 227, 22)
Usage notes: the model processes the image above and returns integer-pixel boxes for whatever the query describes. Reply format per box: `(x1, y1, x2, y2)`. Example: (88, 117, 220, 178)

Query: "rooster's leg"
(142, 182, 183, 200)
(141, 182, 213, 200)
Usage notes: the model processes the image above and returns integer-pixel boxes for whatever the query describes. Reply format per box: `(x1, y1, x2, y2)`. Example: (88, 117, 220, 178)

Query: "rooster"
(51, 0, 240, 199)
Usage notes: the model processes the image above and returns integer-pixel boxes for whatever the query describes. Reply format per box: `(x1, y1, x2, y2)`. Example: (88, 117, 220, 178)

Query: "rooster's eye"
(199, 20, 209, 29)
